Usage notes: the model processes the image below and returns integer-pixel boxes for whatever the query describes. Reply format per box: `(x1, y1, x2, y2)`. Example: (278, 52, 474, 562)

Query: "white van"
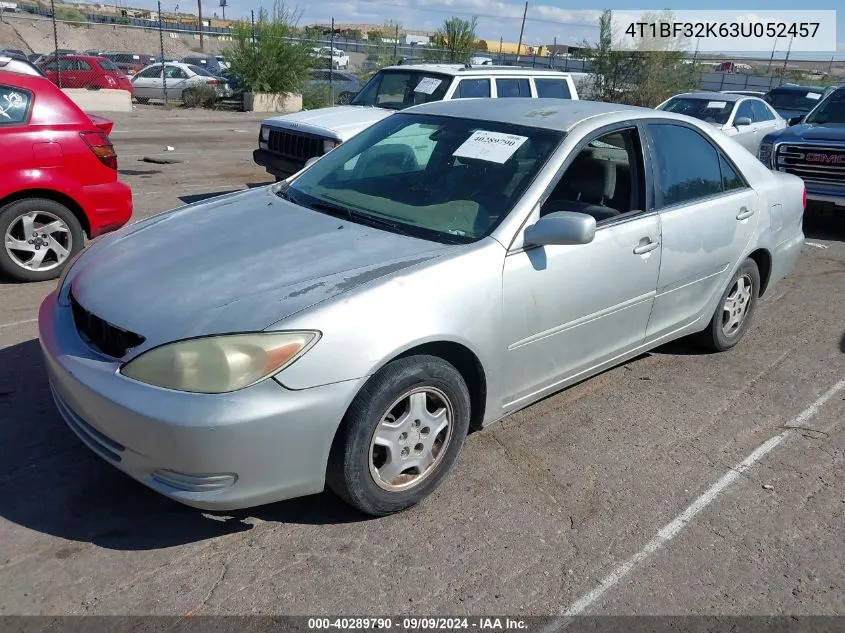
(254, 63, 580, 179)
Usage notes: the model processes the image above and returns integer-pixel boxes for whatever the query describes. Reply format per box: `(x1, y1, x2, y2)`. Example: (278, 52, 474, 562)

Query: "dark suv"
(758, 86, 845, 212)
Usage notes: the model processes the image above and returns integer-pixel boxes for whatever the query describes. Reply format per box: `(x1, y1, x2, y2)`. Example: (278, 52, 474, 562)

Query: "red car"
(0, 56, 132, 282)
(39, 54, 134, 96)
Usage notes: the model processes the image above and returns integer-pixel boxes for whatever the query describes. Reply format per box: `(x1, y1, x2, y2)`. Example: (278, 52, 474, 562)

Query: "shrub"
(54, 6, 87, 22)
(302, 85, 331, 109)
(223, 2, 311, 95)
(182, 83, 217, 108)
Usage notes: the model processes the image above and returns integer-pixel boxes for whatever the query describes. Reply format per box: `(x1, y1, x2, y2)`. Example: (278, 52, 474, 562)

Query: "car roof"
(767, 85, 826, 93)
(0, 55, 46, 77)
(380, 63, 574, 78)
(406, 98, 651, 131)
(669, 91, 749, 103)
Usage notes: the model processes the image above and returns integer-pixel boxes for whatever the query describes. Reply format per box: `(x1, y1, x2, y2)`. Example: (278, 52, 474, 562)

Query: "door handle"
(633, 239, 660, 255)
(736, 207, 755, 221)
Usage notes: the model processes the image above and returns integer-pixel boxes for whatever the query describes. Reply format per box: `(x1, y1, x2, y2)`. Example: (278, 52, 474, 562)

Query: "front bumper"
(253, 148, 306, 179)
(83, 180, 133, 238)
(38, 291, 364, 510)
(805, 182, 845, 208)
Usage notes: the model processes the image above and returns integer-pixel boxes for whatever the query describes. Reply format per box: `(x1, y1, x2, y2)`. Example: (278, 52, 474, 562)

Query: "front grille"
(776, 144, 845, 184)
(267, 129, 323, 161)
(70, 293, 145, 358)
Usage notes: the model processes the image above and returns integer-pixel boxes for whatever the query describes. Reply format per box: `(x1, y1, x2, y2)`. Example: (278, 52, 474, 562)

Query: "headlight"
(120, 331, 320, 393)
(260, 126, 270, 141)
(323, 139, 340, 153)
(758, 142, 774, 168)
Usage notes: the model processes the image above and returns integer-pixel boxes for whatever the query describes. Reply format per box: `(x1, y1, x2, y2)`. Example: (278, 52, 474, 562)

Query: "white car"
(313, 47, 349, 70)
(130, 61, 232, 104)
(255, 64, 580, 180)
(656, 92, 786, 155)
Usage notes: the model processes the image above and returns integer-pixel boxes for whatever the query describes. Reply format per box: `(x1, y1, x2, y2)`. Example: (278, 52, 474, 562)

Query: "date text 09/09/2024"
(625, 21, 820, 39)
(307, 618, 529, 630)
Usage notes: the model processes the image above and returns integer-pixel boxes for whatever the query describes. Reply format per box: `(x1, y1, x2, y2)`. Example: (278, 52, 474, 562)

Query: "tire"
(696, 258, 760, 352)
(327, 355, 471, 516)
(0, 198, 84, 283)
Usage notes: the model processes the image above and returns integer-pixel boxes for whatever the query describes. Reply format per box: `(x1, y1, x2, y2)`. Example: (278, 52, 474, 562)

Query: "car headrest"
(357, 144, 419, 177)
(574, 157, 616, 202)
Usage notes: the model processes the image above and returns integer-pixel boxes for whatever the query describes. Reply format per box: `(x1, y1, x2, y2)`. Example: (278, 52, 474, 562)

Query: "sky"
(118, 0, 845, 57)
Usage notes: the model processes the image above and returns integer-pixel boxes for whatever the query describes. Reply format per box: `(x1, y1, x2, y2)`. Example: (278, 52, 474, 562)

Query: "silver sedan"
(657, 92, 786, 154)
(39, 98, 806, 516)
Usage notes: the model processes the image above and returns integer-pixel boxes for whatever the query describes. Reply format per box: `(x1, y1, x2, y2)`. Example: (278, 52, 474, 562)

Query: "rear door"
(644, 122, 759, 341)
(163, 65, 189, 100)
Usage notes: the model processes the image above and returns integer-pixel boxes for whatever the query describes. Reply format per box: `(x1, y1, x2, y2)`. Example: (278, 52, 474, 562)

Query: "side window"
(138, 65, 161, 78)
(534, 79, 571, 99)
(541, 127, 643, 222)
(76, 60, 92, 71)
(735, 100, 754, 122)
(719, 155, 745, 192)
(454, 78, 490, 99)
(0, 86, 32, 126)
(751, 100, 774, 121)
(648, 124, 723, 207)
(45, 60, 59, 71)
(496, 78, 531, 98)
(164, 66, 187, 79)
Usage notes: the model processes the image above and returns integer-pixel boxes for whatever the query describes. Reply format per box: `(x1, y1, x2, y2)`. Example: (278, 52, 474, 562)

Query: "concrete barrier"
(61, 89, 133, 113)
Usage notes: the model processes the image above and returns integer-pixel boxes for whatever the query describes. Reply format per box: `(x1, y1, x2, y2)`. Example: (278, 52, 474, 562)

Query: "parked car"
(0, 48, 27, 57)
(656, 92, 785, 154)
(130, 62, 232, 103)
(39, 54, 133, 95)
(0, 55, 132, 282)
(40, 98, 804, 515)
(181, 54, 225, 76)
(307, 68, 362, 104)
(312, 46, 349, 70)
(214, 54, 230, 71)
(762, 85, 836, 121)
(255, 64, 581, 180)
(758, 86, 845, 211)
(100, 52, 150, 76)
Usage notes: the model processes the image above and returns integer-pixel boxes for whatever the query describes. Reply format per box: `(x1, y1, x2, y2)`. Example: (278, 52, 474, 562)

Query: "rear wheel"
(697, 258, 760, 352)
(0, 198, 84, 282)
(327, 355, 471, 516)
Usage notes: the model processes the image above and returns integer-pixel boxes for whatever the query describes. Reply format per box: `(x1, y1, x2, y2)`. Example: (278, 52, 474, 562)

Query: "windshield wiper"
(306, 200, 419, 237)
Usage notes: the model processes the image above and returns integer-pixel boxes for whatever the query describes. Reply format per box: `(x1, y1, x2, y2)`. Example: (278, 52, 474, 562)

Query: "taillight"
(206, 78, 219, 85)
(802, 185, 807, 212)
(105, 75, 117, 86)
(80, 131, 118, 169)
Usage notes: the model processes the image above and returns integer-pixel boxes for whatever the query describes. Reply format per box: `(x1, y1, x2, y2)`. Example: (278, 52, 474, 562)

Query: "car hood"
(261, 105, 393, 141)
(68, 187, 450, 349)
(765, 122, 845, 143)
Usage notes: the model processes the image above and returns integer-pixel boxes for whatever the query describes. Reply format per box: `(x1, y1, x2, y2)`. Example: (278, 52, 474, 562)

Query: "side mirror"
(788, 116, 804, 126)
(734, 116, 752, 127)
(524, 211, 596, 247)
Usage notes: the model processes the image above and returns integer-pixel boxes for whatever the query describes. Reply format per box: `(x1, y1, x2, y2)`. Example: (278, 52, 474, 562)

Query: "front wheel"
(0, 198, 84, 282)
(327, 355, 471, 516)
(697, 258, 760, 352)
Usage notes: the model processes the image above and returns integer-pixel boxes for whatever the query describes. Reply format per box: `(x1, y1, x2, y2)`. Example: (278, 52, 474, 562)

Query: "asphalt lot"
(0, 105, 843, 619)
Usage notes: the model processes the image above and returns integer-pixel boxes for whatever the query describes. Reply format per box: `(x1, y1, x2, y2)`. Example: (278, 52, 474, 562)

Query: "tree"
(224, 2, 313, 95)
(580, 9, 696, 106)
(475, 39, 488, 52)
(432, 16, 478, 63)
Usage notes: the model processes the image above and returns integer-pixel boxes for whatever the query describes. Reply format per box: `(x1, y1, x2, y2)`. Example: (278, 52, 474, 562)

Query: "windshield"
(804, 90, 845, 125)
(658, 97, 734, 125)
(350, 70, 451, 110)
(285, 113, 563, 243)
(764, 89, 826, 113)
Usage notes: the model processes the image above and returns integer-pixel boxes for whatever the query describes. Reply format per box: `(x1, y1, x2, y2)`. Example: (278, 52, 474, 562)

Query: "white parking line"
(0, 318, 37, 330)
(545, 376, 845, 627)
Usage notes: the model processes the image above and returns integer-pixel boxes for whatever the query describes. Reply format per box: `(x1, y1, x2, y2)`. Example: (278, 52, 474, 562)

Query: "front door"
(131, 64, 162, 99)
(643, 122, 759, 341)
(501, 125, 662, 409)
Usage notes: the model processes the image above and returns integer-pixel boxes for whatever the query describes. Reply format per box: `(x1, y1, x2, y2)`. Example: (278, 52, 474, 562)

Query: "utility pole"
(515, 1, 528, 63)
(549, 35, 556, 68)
(330, 17, 335, 104)
(197, 0, 203, 50)
(781, 35, 793, 73)
(498, 36, 503, 65)
(393, 22, 399, 62)
(50, 0, 60, 86)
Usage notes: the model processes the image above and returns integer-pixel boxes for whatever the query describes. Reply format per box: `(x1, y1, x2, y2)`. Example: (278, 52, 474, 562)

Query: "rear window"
(188, 65, 214, 77)
(97, 59, 119, 71)
(0, 85, 32, 125)
(764, 89, 826, 113)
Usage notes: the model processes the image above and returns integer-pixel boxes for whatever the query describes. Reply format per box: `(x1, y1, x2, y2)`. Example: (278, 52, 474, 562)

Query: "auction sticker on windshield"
(453, 131, 528, 164)
(414, 77, 443, 94)
(807, 92, 822, 100)
(707, 101, 727, 109)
